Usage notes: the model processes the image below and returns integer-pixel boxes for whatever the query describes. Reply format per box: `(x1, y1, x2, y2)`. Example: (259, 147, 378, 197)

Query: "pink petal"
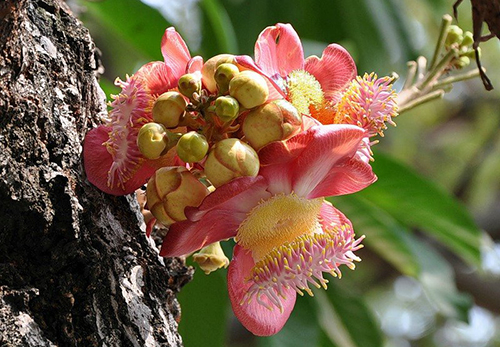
(234, 55, 286, 101)
(308, 155, 377, 199)
(290, 125, 367, 197)
(160, 209, 245, 257)
(136, 61, 173, 95)
(83, 126, 155, 195)
(319, 200, 353, 231)
(186, 56, 204, 74)
(254, 23, 304, 79)
(161, 27, 191, 81)
(186, 176, 271, 221)
(304, 44, 356, 104)
(228, 245, 297, 336)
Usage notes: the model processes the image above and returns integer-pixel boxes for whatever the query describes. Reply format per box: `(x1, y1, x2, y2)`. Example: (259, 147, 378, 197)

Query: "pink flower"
(236, 23, 356, 124)
(160, 124, 376, 336)
(83, 28, 201, 195)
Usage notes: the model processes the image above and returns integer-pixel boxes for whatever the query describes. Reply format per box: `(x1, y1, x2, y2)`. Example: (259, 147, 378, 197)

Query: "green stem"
(432, 68, 481, 89)
(398, 89, 445, 114)
(419, 48, 458, 90)
(430, 14, 453, 70)
(403, 61, 417, 90)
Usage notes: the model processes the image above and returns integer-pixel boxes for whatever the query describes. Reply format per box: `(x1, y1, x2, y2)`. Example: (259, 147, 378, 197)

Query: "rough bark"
(0, 0, 192, 346)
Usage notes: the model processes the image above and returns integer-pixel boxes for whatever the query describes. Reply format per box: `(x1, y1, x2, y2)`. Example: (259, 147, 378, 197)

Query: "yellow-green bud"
(229, 70, 269, 109)
(178, 73, 202, 99)
(462, 31, 474, 47)
(204, 138, 259, 187)
(215, 63, 240, 94)
(463, 47, 480, 59)
(137, 122, 168, 159)
(152, 91, 187, 128)
(454, 56, 470, 69)
(201, 54, 236, 93)
(192, 242, 230, 274)
(445, 25, 464, 47)
(176, 131, 209, 163)
(243, 100, 302, 150)
(215, 96, 240, 122)
(146, 167, 209, 226)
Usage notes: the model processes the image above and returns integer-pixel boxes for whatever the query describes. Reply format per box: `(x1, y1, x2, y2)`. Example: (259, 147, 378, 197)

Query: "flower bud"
(445, 25, 463, 47)
(243, 100, 302, 150)
(463, 47, 480, 59)
(146, 166, 209, 226)
(454, 56, 470, 69)
(461, 31, 474, 47)
(201, 54, 236, 93)
(192, 242, 230, 274)
(215, 63, 240, 94)
(204, 138, 259, 187)
(152, 91, 187, 128)
(176, 131, 209, 163)
(229, 70, 269, 109)
(215, 96, 240, 122)
(178, 73, 202, 99)
(137, 122, 168, 159)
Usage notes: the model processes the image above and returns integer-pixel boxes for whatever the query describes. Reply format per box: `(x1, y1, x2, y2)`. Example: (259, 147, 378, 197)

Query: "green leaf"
(84, 0, 171, 61)
(199, 0, 238, 56)
(315, 285, 383, 347)
(332, 195, 420, 277)
(259, 297, 320, 347)
(408, 234, 472, 321)
(177, 265, 229, 347)
(357, 152, 482, 267)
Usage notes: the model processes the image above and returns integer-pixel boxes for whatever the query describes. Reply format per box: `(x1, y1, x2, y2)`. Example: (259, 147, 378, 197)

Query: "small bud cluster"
(137, 56, 303, 233)
(444, 25, 479, 69)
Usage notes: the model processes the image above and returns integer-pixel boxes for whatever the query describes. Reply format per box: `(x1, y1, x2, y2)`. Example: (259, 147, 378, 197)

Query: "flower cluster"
(83, 23, 398, 336)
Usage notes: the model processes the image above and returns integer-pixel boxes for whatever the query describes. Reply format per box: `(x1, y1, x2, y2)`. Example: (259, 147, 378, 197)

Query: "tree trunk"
(0, 0, 192, 345)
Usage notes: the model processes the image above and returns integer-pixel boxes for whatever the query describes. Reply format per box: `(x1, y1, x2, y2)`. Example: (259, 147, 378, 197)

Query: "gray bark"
(0, 0, 192, 345)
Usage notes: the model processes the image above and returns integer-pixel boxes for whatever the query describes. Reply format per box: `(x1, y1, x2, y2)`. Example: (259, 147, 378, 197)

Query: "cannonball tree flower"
(238, 23, 398, 137)
(84, 28, 202, 195)
(160, 124, 376, 336)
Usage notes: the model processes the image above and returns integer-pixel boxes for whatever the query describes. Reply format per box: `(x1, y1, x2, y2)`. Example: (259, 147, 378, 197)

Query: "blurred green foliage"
(76, 0, 500, 346)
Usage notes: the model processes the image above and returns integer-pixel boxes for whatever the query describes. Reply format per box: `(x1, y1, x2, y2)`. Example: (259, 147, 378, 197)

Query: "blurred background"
(71, 0, 500, 346)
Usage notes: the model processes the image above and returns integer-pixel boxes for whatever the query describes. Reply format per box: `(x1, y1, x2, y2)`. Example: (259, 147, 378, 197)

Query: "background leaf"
(356, 152, 482, 267)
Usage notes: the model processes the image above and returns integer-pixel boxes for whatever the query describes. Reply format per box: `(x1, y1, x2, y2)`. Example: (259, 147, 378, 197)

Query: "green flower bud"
(454, 56, 470, 69)
(229, 70, 269, 109)
(445, 25, 464, 47)
(215, 63, 240, 94)
(201, 54, 236, 93)
(204, 138, 259, 187)
(146, 167, 209, 226)
(137, 122, 168, 159)
(215, 96, 240, 122)
(176, 131, 209, 163)
(462, 31, 474, 47)
(243, 100, 302, 150)
(463, 47, 481, 59)
(192, 242, 230, 274)
(178, 73, 202, 99)
(153, 91, 187, 128)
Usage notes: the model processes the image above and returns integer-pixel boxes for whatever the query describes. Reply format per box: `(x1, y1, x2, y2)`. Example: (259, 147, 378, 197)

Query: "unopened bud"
(454, 56, 470, 69)
(178, 73, 202, 99)
(204, 138, 259, 187)
(137, 122, 168, 159)
(445, 25, 464, 47)
(243, 100, 302, 150)
(229, 70, 269, 109)
(146, 166, 209, 226)
(192, 242, 230, 274)
(461, 31, 474, 47)
(201, 54, 236, 93)
(215, 96, 240, 122)
(463, 47, 480, 59)
(176, 131, 209, 163)
(215, 63, 240, 94)
(153, 91, 187, 128)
